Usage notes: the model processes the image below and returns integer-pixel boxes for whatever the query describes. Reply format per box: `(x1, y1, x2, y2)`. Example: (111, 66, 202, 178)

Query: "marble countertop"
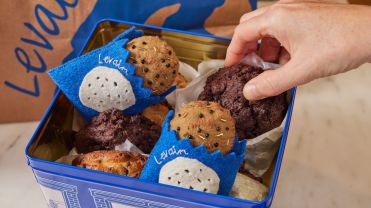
(1, 63, 371, 208)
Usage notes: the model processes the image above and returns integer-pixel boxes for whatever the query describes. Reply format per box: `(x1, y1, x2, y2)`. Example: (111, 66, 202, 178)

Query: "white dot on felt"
(79, 66, 136, 112)
(159, 157, 220, 194)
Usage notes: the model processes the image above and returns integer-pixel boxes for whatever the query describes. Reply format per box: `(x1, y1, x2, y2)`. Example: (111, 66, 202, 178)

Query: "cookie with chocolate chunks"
(126, 36, 179, 95)
(73, 150, 147, 177)
(170, 101, 235, 155)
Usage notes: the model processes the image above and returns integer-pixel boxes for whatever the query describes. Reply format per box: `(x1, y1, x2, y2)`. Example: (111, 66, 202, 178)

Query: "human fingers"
(243, 62, 299, 100)
(225, 16, 268, 66)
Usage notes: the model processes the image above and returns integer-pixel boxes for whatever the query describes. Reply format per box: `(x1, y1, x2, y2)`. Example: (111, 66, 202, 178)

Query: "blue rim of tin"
(25, 19, 296, 207)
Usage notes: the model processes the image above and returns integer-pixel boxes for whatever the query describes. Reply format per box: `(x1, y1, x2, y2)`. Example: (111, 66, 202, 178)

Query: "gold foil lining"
(28, 21, 287, 192)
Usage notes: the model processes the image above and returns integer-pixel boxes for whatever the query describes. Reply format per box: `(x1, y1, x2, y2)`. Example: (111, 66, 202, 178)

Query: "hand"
(225, 1, 371, 100)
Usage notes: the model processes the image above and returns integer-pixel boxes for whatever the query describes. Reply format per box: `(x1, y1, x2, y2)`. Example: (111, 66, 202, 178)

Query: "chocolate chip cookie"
(126, 36, 179, 95)
(170, 101, 235, 155)
(72, 150, 147, 177)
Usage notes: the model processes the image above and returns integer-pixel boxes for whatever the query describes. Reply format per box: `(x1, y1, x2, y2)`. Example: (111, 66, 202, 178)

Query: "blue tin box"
(26, 20, 296, 208)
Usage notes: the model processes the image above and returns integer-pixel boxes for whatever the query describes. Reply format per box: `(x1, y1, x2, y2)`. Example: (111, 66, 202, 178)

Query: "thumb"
(243, 62, 298, 100)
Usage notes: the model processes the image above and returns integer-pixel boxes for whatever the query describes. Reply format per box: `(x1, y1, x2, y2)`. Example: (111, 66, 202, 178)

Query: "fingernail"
(243, 83, 257, 100)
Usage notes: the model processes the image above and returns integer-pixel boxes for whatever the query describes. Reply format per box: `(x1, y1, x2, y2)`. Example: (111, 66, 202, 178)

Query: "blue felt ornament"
(49, 27, 175, 120)
(140, 111, 246, 196)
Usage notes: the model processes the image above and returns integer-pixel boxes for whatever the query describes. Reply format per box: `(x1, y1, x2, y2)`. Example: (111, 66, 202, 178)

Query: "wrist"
(344, 5, 371, 68)
(358, 6, 371, 63)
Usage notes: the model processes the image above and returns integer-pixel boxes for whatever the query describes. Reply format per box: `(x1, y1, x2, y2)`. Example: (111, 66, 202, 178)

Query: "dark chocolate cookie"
(198, 64, 287, 139)
(75, 109, 161, 154)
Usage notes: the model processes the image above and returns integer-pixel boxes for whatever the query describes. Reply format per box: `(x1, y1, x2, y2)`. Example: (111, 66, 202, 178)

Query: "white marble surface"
(1, 63, 371, 208)
(272, 63, 371, 208)
(0, 121, 47, 208)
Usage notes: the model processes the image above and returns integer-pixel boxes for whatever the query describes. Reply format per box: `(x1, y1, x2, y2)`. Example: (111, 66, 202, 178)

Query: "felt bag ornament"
(49, 27, 175, 120)
(140, 111, 246, 195)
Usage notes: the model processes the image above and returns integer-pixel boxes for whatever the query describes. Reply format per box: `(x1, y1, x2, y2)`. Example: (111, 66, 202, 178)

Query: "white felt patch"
(79, 66, 136, 112)
(159, 157, 220, 194)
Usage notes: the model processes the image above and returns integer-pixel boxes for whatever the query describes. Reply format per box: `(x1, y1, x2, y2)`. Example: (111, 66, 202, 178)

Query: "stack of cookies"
(48, 28, 184, 178)
(140, 63, 287, 197)
(49, 27, 287, 201)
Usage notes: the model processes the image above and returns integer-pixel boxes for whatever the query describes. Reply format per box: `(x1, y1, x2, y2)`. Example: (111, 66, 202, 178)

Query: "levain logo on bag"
(4, 0, 78, 97)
